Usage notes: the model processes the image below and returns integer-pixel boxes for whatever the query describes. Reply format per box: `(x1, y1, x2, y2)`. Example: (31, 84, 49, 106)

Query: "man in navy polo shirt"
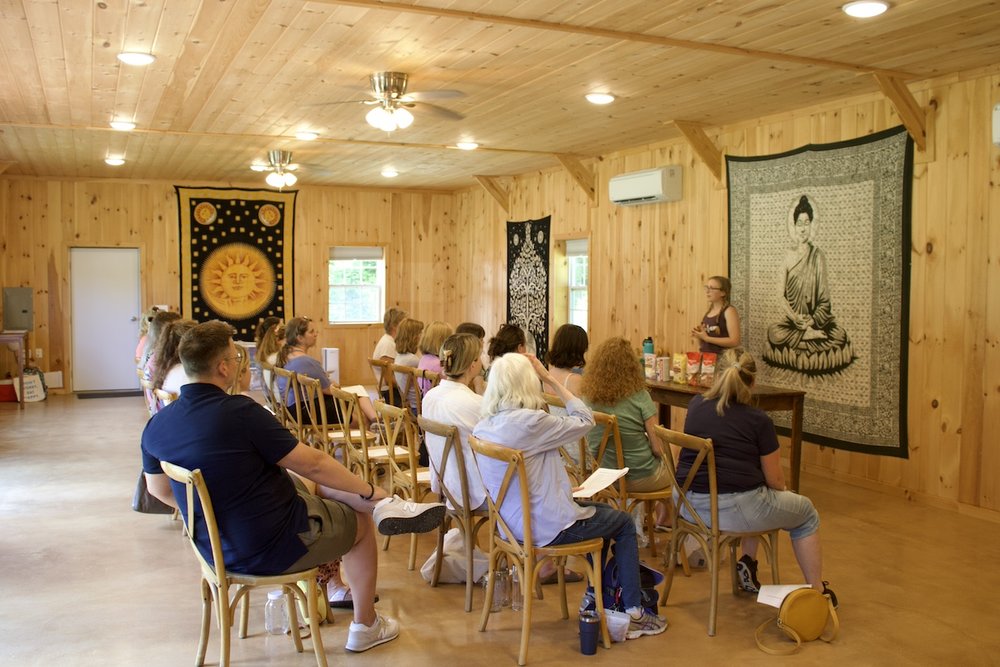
(142, 320, 443, 653)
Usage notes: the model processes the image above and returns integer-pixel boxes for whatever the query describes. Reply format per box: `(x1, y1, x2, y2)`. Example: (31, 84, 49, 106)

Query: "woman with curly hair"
(580, 337, 670, 503)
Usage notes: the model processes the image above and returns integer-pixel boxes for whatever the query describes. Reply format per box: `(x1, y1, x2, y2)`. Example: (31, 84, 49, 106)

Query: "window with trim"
(328, 246, 386, 324)
(566, 238, 589, 329)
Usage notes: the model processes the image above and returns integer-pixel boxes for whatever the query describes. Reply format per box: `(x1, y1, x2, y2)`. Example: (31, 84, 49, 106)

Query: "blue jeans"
(547, 502, 641, 610)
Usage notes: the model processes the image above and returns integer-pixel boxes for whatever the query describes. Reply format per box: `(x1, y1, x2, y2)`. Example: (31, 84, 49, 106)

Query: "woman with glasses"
(691, 276, 741, 354)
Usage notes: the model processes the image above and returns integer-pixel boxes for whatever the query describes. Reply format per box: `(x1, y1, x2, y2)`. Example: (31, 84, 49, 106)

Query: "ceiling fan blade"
(303, 99, 373, 108)
(403, 89, 465, 101)
(414, 101, 465, 121)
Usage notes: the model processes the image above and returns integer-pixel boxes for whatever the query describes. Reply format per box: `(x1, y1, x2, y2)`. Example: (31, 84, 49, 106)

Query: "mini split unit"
(608, 166, 683, 206)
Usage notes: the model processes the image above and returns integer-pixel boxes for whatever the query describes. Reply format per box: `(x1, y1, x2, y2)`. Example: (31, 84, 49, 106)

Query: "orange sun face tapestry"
(176, 187, 296, 340)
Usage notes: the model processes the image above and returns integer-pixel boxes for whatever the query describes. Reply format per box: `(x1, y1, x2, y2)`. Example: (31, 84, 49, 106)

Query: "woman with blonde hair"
(691, 275, 741, 353)
(151, 318, 197, 402)
(392, 318, 425, 413)
(679, 348, 836, 605)
(417, 320, 453, 395)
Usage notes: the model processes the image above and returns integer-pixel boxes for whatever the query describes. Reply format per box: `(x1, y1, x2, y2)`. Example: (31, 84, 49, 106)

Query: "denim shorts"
(680, 485, 820, 540)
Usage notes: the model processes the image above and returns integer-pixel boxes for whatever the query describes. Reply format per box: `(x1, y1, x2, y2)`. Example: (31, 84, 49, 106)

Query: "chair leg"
(218, 586, 232, 667)
(708, 540, 721, 637)
(196, 579, 212, 666)
(645, 503, 659, 557)
(431, 522, 446, 588)
(463, 523, 475, 612)
(238, 587, 250, 638)
(408, 532, 418, 571)
(381, 533, 391, 551)
(518, 558, 534, 666)
(305, 578, 329, 667)
(286, 586, 304, 653)
(556, 557, 569, 620)
(661, 530, 679, 608)
(767, 533, 780, 584)
(587, 549, 611, 649)
(479, 550, 498, 632)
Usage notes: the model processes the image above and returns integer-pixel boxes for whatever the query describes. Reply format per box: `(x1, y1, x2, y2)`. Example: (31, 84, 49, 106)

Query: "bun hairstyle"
(794, 195, 814, 222)
(255, 316, 281, 347)
(439, 333, 481, 379)
(277, 316, 311, 367)
(703, 347, 757, 415)
(487, 322, 526, 361)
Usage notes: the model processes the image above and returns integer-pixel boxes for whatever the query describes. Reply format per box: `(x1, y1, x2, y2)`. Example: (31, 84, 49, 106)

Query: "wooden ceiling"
(1, 0, 999, 190)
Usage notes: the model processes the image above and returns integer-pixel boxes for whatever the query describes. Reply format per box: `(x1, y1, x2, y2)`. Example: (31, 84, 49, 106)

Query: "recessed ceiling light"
(585, 92, 615, 105)
(381, 167, 398, 178)
(105, 156, 125, 166)
(842, 1, 889, 18)
(110, 120, 136, 131)
(116, 52, 156, 66)
(455, 141, 479, 151)
(296, 131, 318, 141)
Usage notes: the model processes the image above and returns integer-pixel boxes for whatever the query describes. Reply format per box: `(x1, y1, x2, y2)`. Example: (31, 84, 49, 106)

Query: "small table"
(646, 379, 807, 492)
(0, 330, 29, 410)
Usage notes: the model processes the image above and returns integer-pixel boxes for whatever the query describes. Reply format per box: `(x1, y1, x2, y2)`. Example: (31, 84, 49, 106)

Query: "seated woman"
(679, 348, 836, 604)
(255, 316, 284, 365)
(547, 324, 588, 395)
(416, 321, 453, 395)
(472, 353, 667, 637)
(455, 321, 488, 393)
(276, 317, 377, 426)
(135, 306, 160, 366)
(580, 337, 670, 525)
(372, 307, 407, 404)
(151, 318, 197, 405)
(392, 318, 424, 413)
(141, 310, 181, 416)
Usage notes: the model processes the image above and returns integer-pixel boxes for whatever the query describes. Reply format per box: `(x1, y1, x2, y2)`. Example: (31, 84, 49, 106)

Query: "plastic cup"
(579, 610, 599, 655)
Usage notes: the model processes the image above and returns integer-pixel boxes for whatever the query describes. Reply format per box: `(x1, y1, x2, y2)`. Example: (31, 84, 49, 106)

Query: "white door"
(70, 248, 142, 391)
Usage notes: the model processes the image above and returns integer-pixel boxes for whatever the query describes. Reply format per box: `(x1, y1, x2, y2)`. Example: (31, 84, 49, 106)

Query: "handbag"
(131, 469, 174, 514)
(755, 587, 839, 655)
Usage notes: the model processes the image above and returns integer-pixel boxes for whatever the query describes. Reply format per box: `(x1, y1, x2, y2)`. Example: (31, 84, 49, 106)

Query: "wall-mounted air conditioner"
(608, 166, 682, 206)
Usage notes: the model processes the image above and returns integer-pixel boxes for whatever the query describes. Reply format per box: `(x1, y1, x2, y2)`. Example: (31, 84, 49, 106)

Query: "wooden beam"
(873, 74, 928, 152)
(0, 161, 13, 175)
(554, 154, 596, 203)
(672, 121, 722, 181)
(474, 175, 510, 214)
(317, 0, 917, 78)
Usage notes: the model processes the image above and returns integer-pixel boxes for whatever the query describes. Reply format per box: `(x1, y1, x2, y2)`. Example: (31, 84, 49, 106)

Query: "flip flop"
(539, 569, 584, 585)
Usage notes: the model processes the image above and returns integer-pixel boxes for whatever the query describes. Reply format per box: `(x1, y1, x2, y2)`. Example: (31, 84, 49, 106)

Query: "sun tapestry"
(176, 187, 296, 341)
(506, 216, 551, 363)
(727, 125, 913, 457)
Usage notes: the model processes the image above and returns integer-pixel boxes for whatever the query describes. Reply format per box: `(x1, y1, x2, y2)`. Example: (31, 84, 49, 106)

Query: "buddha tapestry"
(727, 125, 913, 457)
(506, 216, 551, 363)
(176, 187, 296, 342)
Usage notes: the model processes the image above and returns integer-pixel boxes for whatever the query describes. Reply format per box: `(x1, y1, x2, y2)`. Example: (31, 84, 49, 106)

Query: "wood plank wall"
(0, 64, 997, 517)
(452, 65, 1000, 517)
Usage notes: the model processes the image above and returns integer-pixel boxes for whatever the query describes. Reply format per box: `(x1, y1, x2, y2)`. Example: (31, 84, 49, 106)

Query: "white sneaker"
(373, 495, 446, 536)
(345, 612, 399, 652)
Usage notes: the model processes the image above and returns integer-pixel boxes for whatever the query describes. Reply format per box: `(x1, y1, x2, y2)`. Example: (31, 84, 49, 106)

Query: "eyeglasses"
(704, 286, 722, 292)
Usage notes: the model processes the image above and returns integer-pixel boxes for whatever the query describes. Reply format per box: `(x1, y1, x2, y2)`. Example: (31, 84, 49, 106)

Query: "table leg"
(788, 395, 803, 492)
(657, 403, 672, 429)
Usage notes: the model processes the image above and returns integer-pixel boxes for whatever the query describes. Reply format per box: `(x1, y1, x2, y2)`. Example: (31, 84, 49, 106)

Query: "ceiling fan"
(251, 150, 298, 188)
(332, 71, 465, 132)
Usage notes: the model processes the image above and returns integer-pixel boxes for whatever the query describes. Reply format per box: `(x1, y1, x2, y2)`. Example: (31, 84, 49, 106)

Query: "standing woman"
(679, 348, 836, 603)
(691, 276, 741, 354)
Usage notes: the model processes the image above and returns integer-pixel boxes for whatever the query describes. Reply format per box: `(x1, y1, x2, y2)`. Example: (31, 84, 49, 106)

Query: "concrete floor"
(1, 394, 998, 666)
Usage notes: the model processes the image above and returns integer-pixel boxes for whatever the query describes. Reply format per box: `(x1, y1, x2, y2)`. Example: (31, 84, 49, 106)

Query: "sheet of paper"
(756, 584, 813, 608)
(573, 467, 629, 498)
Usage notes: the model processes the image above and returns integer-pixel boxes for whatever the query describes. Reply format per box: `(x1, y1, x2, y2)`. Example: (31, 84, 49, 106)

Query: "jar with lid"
(264, 589, 290, 635)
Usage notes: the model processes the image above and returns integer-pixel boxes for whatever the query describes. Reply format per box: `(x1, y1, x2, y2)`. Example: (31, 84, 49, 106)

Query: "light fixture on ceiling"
(296, 131, 318, 141)
(257, 150, 298, 189)
(117, 52, 156, 66)
(366, 105, 414, 132)
(380, 167, 399, 178)
(842, 1, 889, 18)
(455, 141, 479, 151)
(110, 120, 136, 131)
(105, 156, 125, 166)
(585, 92, 616, 105)
(266, 171, 297, 188)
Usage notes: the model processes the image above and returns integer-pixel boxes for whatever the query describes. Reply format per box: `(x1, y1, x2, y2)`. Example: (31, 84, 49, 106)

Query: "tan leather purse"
(755, 587, 839, 655)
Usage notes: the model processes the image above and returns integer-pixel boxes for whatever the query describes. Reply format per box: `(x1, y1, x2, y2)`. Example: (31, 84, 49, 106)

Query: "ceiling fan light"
(110, 120, 136, 131)
(282, 172, 297, 187)
(366, 106, 395, 131)
(117, 52, 156, 66)
(295, 131, 318, 141)
(455, 141, 479, 151)
(104, 156, 125, 166)
(842, 1, 888, 17)
(250, 163, 269, 172)
(393, 107, 414, 129)
(585, 92, 616, 105)
(265, 172, 284, 188)
(381, 167, 398, 178)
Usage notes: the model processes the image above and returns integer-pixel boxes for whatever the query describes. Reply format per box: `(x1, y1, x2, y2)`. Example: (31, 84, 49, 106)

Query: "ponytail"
(702, 348, 756, 415)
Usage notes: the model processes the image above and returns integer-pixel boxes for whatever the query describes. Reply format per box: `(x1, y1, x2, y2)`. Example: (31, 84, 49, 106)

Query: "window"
(566, 238, 588, 329)
(328, 246, 385, 324)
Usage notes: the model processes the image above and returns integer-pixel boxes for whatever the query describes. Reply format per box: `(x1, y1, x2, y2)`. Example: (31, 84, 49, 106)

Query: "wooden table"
(0, 330, 29, 410)
(646, 379, 807, 492)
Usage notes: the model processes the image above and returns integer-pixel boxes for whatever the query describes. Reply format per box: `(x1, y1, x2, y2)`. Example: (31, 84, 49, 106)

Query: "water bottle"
(642, 337, 656, 380)
(264, 589, 289, 635)
(510, 566, 523, 612)
(486, 568, 510, 612)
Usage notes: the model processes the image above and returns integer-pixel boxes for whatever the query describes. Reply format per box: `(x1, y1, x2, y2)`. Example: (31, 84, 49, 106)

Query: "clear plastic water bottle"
(510, 566, 523, 612)
(264, 589, 289, 635)
(486, 568, 510, 612)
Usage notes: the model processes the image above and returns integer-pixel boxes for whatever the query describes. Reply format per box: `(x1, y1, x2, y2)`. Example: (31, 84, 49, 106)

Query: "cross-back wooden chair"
(159, 461, 327, 667)
(330, 386, 403, 484)
(420, 368, 442, 393)
(227, 345, 249, 395)
(271, 366, 304, 440)
(542, 393, 598, 488)
(591, 411, 674, 558)
(469, 435, 611, 666)
(153, 387, 178, 409)
(368, 357, 397, 406)
(420, 415, 490, 612)
(257, 359, 280, 415)
(652, 425, 780, 636)
(374, 400, 434, 569)
(392, 363, 422, 416)
(296, 375, 341, 457)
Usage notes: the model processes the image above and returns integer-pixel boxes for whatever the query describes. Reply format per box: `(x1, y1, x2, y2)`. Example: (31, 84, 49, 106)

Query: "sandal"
(328, 585, 354, 609)
(539, 569, 584, 585)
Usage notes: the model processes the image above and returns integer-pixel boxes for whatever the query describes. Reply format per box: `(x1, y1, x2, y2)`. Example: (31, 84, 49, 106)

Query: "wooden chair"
(420, 416, 489, 612)
(420, 368, 442, 395)
(368, 357, 398, 406)
(591, 411, 674, 557)
(153, 387, 178, 408)
(652, 425, 780, 636)
(469, 435, 611, 665)
(391, 363, 422, 415)
(329, 386, 404, 484)
(227, 345, 249, 395)
(542, 393, 597, 488)
(159, 461, 327, 667)
(258, 360, 280, 415)
(374, 401, 434, 570)
(271, 367, 304, 440)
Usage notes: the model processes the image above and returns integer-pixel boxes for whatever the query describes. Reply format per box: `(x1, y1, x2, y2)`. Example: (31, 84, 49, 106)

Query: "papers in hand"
(756, 584, 813, 608)
(573, 467, 629, 498)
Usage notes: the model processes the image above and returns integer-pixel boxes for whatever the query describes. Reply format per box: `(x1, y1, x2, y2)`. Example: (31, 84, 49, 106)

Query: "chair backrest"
(421, 369, 442, 392)
(392, 363, 422, 414)
(542, 392, 595, 485)
(590, 411, 627, 506)
(227, 345, 249, 395)
(296, 375, 335, 455)
(374, 400, 420, 497)
(153, 387, 178, 408)
(419, 415, 471, 513)
(368, 357, 396, 403)
(159, 461, 227, 587)
(271, 366, 304, 437)
(258, 359, 279, 414)
(469, 435, 535, 558)
(330, 386, 376, 480)
(651, 425, 718, 538)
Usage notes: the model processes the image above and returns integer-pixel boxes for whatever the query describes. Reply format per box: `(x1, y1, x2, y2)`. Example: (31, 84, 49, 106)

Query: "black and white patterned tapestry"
(506, 216, 551, 363)
(727, 125, 913, 457)
(176, 186, 296, 341)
